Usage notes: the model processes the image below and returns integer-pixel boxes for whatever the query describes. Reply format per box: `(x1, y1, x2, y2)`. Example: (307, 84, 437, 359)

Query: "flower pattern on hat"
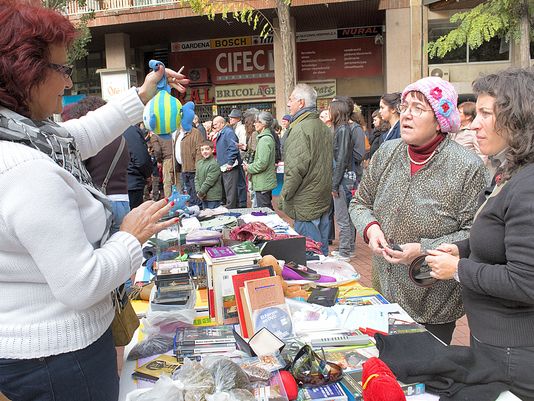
(430, 87, 442, 101)
(438, 99, 453, 117)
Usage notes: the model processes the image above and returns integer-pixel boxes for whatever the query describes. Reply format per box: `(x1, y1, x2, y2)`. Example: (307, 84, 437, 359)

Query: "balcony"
(65, 0, 178, 15)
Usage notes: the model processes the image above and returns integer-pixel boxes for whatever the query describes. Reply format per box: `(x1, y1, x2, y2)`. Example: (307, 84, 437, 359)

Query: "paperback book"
(297, 382, 348, 401)
(244, 276, 293, 339)
(132, 353, 181, 382)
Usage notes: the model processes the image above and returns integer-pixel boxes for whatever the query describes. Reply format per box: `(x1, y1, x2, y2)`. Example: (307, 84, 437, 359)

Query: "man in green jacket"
(279, 84, 333, 256)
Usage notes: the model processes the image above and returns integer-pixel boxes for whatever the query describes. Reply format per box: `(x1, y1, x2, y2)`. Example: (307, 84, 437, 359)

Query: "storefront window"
(72, 51, 105, 95)
(428, 21, 509, 64)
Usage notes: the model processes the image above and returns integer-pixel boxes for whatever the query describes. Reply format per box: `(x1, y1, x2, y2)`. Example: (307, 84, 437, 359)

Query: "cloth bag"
(111, 285, 140, 346)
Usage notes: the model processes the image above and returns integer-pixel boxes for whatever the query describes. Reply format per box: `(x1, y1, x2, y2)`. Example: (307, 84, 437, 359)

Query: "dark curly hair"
(472, 68, 534, 181)
(0, 1, 76, 117)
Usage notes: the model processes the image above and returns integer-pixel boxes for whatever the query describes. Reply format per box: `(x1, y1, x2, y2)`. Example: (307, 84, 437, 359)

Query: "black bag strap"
(101, 136, 125, 195)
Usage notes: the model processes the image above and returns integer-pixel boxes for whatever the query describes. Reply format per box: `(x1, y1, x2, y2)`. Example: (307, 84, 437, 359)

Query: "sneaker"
(333, 255, 351, 262)
(331, 250, 356, 258)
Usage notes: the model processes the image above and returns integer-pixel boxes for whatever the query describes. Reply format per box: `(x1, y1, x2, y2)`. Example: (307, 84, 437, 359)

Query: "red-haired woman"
(0, 1, 188, 399)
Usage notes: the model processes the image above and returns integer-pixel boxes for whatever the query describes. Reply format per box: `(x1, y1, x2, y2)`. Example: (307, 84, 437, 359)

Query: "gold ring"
(170, 77, 176, 83)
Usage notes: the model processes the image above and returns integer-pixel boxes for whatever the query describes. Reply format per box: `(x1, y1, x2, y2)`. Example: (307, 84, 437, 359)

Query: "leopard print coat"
(350, 137, 489, 324)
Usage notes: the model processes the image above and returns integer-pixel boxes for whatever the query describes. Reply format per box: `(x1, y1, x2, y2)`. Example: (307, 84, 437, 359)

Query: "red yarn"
(361, 357, 406, 401)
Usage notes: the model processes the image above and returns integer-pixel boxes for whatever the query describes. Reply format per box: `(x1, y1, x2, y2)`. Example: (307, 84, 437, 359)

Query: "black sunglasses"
(48, 63, 74, 78)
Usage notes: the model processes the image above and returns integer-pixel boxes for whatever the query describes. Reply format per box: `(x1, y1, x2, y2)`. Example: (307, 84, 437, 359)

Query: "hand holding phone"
(387, 238, 403, 252)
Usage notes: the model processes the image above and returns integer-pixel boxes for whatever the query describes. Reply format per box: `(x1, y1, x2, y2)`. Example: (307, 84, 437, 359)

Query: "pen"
(177, 65, 184, 75)
(359, 327, 388, 337)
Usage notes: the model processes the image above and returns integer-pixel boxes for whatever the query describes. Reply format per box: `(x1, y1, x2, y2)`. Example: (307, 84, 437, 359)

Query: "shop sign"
(172, 35, 272, 52)
(99, 70, 135, 101)
(303, 80, 336, 99)
(337, 26, 383, 39)
(171, 40, 211, 52)
(210, 36, 252, 49)
(215, 83, 275, 104)
(296, 29, 337, 43)
(297, 37, 382, 80)
(170, 44, 274, 85)
(177, 86, 215, 105)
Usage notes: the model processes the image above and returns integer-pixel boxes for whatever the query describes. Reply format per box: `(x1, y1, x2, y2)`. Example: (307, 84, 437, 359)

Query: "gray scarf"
(0, 107, 112, 245)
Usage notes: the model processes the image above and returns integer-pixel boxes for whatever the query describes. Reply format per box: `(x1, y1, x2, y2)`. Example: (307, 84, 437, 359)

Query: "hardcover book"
(232, 266, 275, 337)
(212, 264, 263, 325)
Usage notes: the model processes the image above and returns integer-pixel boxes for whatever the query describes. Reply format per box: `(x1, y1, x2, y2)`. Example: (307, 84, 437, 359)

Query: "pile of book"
(173, 325, 237, 358)
(203, 241, 262, 324)
(152, 259, 194, 307)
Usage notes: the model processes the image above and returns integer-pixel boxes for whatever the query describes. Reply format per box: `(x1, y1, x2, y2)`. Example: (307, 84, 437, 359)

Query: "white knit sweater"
(0, 88, 144, 359)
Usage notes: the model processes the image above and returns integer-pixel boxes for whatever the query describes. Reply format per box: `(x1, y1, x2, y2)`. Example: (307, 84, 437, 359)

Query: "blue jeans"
(110, 200, 130, 235)
(333, 185, 355, 257)
(0, 327, 118, 401)
(294, 211, 330, 256)
(203, 200, 221, 209)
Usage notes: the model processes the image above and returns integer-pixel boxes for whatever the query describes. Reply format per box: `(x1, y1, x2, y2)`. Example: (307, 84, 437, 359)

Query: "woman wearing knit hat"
(426, 68, 534, 400)
(349, 76, 489, 344)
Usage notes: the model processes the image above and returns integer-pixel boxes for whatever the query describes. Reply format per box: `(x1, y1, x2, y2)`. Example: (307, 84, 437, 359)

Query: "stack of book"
(152, 260, 194, 307)
(203, 241, 262, 323)
(173, 325, 237, 358)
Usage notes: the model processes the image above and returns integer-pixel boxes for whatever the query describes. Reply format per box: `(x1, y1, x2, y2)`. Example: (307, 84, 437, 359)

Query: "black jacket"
(123, 126, 152, 191)
(457, 163, 534, 347)
(332, 123, 352, 191)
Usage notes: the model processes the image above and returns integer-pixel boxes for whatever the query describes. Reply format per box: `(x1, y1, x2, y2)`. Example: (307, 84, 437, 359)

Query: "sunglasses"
(48, 63, 74, 78)
(289, 345, 343, 387)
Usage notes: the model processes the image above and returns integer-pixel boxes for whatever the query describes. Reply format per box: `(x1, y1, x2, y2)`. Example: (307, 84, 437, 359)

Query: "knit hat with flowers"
(401, 76, 460, 133)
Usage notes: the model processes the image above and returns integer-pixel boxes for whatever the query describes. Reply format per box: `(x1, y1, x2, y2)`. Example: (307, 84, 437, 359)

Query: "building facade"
(65, 0, 532, 122)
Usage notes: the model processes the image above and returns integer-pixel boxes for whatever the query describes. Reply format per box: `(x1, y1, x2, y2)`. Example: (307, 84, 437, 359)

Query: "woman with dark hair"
(243, 111, 277, 209)
(350, 77, 488, 344)
(62, 96, 131, 233)
(330, 100, 355, 261)
(379, 92, 401, 142)
(368, 109, 390, 159)
(426, 68, 534, 400)
(0, 1, 188, 399)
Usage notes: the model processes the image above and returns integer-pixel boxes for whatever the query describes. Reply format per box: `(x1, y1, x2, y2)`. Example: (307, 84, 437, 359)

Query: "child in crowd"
(195, 141, 223, 209)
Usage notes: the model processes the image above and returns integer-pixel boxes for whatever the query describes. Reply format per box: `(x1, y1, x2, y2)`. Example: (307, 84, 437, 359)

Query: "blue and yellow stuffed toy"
(142, 59, 195, 139)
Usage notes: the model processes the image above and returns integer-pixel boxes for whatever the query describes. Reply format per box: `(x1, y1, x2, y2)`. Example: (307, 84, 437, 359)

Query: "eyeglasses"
(399, 103, 432, 117)
(48, 63, 73, 78)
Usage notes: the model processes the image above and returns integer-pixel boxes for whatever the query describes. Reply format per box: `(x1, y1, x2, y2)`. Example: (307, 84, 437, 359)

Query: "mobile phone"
(387, 239, 403, 252)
